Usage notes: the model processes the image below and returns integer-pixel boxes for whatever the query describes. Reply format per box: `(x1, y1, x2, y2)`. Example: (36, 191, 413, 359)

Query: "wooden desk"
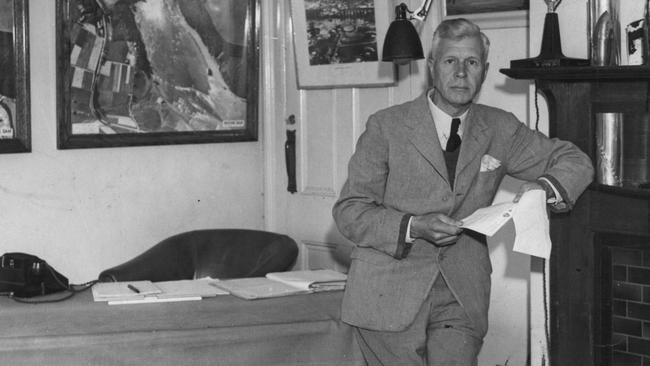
(0, 290, 364, 365)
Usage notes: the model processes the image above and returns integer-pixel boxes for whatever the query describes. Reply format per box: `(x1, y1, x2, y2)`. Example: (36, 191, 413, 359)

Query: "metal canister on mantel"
(588, 0, 620, 66)
(596, 113, 623, 186)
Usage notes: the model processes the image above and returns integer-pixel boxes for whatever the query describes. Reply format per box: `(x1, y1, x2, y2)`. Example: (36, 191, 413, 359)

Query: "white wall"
(0, 0, 265, 283)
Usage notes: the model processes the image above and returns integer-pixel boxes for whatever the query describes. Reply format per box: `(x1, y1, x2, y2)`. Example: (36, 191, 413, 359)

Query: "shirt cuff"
(406, 216, 415, 243)
(538, 177, 563, 204)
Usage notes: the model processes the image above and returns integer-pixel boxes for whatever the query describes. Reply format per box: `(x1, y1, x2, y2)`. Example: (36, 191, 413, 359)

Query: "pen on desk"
(127, 284, 141, 294)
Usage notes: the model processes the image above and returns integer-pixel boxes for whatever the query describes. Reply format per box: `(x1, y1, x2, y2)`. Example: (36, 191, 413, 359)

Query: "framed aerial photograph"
(0, 0, 30, 153)
(445, 0, 529, 15)
(290, 0, 395, 89)
(55, 0, 259, 149)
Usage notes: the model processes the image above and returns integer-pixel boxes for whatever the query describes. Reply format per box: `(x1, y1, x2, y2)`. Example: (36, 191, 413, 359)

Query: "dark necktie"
(445, 118, 461, 152)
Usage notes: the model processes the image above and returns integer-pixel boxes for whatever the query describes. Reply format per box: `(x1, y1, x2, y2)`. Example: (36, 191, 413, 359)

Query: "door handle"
(285, 115, 297, 193)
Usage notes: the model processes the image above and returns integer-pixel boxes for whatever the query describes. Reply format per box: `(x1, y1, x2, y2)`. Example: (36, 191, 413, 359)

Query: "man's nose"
(455, 63, 467, 77)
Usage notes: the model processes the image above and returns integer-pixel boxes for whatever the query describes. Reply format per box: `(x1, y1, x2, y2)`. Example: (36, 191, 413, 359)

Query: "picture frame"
(55, 0, 259, 149)
(0, 0, 30, 153)
(290, 0, 395, 89)
(445, 0, 529, 16)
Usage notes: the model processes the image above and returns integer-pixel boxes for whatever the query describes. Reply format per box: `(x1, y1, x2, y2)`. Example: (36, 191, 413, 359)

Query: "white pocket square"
(480, 154, 501, 172)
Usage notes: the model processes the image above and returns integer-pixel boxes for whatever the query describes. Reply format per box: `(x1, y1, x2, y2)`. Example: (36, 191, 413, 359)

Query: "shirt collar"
(426, 89, 468, 144)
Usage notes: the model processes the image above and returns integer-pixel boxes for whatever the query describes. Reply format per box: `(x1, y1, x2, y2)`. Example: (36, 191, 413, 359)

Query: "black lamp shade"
(381, 5, 424, 65)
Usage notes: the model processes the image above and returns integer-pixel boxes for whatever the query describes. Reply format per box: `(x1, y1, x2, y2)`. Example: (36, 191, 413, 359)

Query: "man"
(332, 18, 593, 365)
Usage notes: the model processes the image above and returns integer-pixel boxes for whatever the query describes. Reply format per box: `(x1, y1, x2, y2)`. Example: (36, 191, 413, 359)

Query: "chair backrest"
(98, 229, 299, 282)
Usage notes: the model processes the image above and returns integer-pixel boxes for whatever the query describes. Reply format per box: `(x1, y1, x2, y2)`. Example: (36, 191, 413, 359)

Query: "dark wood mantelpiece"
(501, 66, 650, 198)
(501, 66, 650, 366)
(501, 65, 650, 80)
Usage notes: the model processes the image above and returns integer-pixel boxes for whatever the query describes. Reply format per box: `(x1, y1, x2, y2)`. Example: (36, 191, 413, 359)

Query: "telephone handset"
(0, 252, 70, 298)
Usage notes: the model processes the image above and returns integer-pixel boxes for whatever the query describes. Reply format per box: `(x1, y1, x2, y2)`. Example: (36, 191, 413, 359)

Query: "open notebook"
(215, 269, 347, 300)
(92, 278, 227, 305)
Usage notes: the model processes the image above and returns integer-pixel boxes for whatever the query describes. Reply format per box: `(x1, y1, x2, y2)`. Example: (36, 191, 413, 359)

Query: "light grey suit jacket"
(332, 91, 593, 338)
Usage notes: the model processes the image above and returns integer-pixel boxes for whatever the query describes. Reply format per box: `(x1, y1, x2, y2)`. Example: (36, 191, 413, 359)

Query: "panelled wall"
(262, 1, 530, 364)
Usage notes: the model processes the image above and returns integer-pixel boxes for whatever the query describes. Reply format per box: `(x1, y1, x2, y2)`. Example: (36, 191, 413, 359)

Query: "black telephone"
(0, 252, 70, 298)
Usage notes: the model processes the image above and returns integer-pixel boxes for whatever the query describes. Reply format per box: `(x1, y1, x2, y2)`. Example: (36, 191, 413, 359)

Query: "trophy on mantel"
(510, 0, 589, 68)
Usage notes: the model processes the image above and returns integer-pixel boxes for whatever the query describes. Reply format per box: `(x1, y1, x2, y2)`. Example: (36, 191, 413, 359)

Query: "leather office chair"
(98, 229, 298, 282)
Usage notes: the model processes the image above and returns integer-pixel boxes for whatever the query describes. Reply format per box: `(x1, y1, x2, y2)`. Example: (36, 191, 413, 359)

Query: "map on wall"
(65, 0, 249, 135)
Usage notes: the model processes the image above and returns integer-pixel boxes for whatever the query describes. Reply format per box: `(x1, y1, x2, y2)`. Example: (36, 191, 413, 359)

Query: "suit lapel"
(403, 93, 450, 184)
(455, 106, 490, 191)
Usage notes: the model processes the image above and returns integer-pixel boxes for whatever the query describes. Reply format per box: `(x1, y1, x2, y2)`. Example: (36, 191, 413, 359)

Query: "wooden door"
(261, 0, 429, 271)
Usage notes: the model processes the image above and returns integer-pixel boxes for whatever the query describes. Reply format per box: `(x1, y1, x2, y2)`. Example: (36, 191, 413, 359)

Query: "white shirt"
(427, 89, 468, 148)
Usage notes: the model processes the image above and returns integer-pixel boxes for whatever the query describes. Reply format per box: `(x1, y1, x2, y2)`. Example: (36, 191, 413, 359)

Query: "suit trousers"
(355, 274, 482, 366)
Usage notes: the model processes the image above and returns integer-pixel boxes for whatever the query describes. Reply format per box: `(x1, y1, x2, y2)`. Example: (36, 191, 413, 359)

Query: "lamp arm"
(412, 0, 434, 21)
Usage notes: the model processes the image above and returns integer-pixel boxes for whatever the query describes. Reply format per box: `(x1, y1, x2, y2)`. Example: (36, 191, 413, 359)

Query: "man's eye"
(444, 59, 455, 64)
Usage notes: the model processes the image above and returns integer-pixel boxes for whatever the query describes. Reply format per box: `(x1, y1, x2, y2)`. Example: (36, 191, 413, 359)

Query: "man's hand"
(513, 181, 544, 203)
(410, 213, 463, 246)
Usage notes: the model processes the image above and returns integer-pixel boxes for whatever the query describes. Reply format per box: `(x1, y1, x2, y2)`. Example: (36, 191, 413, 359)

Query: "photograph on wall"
(305, 0, 378, 65)
(445, 0, 529, 15)
(291, 0, 394, 89)
(0, 0, 30, 153)
(0, 0, 15, 140)
(56, 0, 259, 149)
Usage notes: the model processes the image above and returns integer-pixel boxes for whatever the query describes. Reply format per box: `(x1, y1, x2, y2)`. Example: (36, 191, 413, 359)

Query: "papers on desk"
(266, 269, 347, 291)
(92, 280, 162, 300)
(215, 278, 310, 300)
(461, 189, 552, 259)
(92, 278, 228, 305)
(215, 269, 347, 300)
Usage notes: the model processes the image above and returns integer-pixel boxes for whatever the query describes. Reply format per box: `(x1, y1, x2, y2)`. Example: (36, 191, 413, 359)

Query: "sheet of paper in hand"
(461, 189, 551, 259)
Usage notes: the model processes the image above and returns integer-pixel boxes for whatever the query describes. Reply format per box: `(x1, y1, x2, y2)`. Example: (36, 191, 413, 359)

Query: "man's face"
(428, 36, 489, 116)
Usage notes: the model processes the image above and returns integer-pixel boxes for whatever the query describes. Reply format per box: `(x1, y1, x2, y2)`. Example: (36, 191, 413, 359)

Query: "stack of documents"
(215, 269, 347, 300)
(92, 279, 227, 305)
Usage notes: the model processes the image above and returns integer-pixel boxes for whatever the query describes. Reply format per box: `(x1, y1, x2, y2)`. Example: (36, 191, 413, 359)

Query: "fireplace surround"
(501, 66, 650, 365)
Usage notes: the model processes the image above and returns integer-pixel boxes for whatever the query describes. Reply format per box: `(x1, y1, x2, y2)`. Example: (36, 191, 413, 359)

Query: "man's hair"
(429, 18, 490, 62)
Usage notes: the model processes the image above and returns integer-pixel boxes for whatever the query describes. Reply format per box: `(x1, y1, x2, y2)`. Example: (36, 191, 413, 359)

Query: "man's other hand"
(513, 181, 544, 203)
(410, 213, 463, 246)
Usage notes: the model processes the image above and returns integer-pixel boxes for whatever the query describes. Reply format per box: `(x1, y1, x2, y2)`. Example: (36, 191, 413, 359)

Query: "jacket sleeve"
(504, 117, 594, 211)
(332, 114, 412, 259)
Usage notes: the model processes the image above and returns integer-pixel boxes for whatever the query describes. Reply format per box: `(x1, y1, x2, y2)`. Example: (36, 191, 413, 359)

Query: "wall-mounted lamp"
(381, 0, 433, 65)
